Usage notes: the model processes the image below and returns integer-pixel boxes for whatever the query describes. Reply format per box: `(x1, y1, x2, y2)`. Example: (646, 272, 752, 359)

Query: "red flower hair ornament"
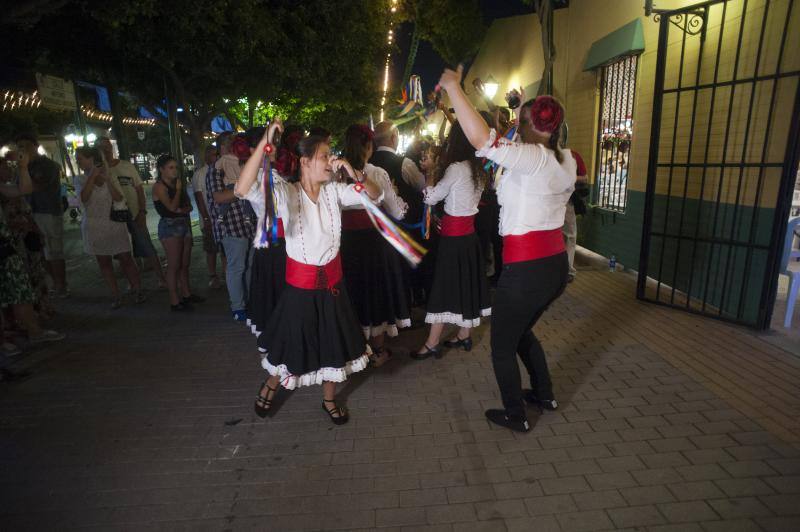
(528, 96, 564, 134)
(231, 136, 251, 161)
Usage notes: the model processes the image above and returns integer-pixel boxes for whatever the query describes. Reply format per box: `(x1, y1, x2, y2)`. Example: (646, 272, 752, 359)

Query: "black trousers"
(490, 252, 568, 418)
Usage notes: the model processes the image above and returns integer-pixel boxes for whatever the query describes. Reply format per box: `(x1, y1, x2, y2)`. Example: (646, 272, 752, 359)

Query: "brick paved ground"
(1, 238, 799, 531)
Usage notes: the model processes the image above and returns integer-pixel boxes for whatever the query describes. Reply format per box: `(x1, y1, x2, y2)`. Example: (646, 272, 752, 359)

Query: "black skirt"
(257, 281, 370, 389)
(246, 241, 287, 336)
(341, 229, 411, 338)
(425, 232, 491, 327)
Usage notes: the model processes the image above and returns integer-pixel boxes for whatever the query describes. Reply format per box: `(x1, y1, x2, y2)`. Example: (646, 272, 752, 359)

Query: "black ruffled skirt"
(341, 229, 411, 338)
(247, 241, 287, 336)
(257, 281, 370, 389)
(425, 233, 491, 327)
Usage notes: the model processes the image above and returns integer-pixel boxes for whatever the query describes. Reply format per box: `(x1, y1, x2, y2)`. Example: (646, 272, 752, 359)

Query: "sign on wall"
(35, 73, 76, 111)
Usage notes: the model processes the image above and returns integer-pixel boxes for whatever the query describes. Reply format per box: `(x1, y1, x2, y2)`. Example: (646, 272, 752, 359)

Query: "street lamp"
(483, 75, 499, 99)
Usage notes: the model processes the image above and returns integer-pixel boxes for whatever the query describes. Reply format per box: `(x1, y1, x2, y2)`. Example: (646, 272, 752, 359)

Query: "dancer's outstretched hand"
(438, 64, 464, 92)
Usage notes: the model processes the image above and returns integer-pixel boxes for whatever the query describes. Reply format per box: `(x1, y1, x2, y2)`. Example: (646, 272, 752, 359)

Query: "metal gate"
(637, 0, 800, 329)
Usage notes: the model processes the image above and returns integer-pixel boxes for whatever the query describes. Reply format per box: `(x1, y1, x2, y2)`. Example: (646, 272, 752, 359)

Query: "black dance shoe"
(322, 399, 349, 425)
(485, 409, 530, 433)
(182, 294, 205, 304)
(443, 336, 472, 351)
(411, 344, 442, 360)
(171, 302, 193, 312)
(523, 389, 558, 411)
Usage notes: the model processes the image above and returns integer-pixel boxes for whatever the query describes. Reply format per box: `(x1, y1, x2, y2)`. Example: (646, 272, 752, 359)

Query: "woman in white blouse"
(237, 127, 382, 425)
(340, 124, 410, 366)
(439, 66, 576, 432)
(412, 121, 491, 360)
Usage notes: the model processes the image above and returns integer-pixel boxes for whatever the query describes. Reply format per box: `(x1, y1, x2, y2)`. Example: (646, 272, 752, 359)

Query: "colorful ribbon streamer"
(353, 182, 426, 266)
(260, 144, 278, 246)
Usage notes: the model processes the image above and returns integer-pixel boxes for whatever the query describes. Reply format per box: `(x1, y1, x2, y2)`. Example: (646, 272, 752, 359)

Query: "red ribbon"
(285, 254, 343, 293)
(440, 215, 475, 237)
(502, 229, 565, 264)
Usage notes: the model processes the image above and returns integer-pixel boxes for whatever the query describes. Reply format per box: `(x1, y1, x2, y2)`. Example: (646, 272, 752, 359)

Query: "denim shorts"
(157, 217, 192, 240)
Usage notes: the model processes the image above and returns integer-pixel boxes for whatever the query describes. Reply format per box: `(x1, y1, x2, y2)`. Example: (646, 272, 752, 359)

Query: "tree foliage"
(2, 0, 391, 153)
(410, 0, 486, 65)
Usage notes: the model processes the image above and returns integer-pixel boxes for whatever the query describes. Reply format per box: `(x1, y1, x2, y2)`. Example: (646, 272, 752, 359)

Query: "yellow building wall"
(464, 14, 545, 110)
(555, 0, 798, 209)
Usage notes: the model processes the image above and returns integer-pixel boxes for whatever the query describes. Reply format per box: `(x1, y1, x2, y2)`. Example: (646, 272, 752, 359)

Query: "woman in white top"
(74, 147, 145, 309)
(237, 127, 382, 425)
(340, 124, 410, 366)
(439, 66, 576, 432)
(412, 121, 491, 360)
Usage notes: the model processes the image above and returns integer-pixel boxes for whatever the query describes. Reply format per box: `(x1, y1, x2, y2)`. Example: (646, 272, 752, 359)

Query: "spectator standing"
(15, 133, 68, 297)
(564, 150, 588, 282)
(152, 155, 201, 311)
(74, 147, 145, 309)
(97, 137, 167, 289)
(192, 145, 225, 289)
(208, 132, 255, 321)
(0, 203, 65, 351)
(0, 155, 53, 318)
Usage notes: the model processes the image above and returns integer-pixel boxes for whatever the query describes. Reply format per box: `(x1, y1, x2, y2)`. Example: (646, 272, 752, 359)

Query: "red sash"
(441, 215, 475, 237)
(276, 218, 285, 238)
(341, 209, 372, 231)
(503, 229, 565, 264)
(286, 253, 343, 291)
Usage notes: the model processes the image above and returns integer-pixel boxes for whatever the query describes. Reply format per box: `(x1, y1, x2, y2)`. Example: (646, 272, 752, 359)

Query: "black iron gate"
(638, 0, 800, 329)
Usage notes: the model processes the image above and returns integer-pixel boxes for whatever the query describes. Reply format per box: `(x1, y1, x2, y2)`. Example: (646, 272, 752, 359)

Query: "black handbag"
(109, 200, 132, 223)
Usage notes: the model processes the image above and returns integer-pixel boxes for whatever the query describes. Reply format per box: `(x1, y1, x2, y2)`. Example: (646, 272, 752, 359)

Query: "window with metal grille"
(595, 54, 638, 212)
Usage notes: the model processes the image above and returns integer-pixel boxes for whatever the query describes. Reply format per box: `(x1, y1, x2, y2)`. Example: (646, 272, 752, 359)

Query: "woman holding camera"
(74, 146, 144, 309)
(152, 154, 201, 311)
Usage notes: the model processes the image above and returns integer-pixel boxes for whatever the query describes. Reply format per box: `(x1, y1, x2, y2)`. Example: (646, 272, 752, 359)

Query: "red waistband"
(341, 209, 372, 231)
(503, 229, 565, 264)
(441, 215, 475, 237)
(276, 218, 285, 238)
(286, 253, 343, 290)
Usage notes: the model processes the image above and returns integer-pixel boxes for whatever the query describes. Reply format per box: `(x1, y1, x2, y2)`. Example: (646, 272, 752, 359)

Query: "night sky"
(391, 0, 534, 95)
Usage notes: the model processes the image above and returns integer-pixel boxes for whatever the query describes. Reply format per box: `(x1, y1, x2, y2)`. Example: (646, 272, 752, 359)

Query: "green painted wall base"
(577, 190, 775, 325)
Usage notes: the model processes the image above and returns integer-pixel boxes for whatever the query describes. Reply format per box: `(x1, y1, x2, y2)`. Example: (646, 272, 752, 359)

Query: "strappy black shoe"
(411, 344, 442, 360)
(254, 382, 278, 418)
(322, 399, 349, 425)
(443, 336, 472, 351)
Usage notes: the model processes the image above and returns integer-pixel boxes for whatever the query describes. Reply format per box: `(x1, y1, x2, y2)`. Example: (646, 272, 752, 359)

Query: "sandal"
(322, 398, 349, 425)
(369, 346, 392, 368)
(410, 344, 442, 360)
(254, 382, 278, 418)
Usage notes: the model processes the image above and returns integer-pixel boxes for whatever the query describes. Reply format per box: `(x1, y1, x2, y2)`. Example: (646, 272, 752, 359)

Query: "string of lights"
(81, 105, 156, 127)
(380, 0, 399, 123)
(2, 90, 43, 112)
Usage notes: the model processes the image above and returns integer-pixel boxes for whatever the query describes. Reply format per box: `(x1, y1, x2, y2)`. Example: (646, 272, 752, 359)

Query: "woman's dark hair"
(75, 146, 102, 165)
(435, 121, 487, 189)
(244, 126, 266, 148)
(293, 134, 329, 181)
(342, 124, 373, 171)
(156, 154, 177, 180)
(520, 98, 564, 164)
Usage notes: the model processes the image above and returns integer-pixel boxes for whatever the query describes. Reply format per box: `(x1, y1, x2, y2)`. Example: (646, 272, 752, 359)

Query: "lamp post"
(483, 75, 499, 99)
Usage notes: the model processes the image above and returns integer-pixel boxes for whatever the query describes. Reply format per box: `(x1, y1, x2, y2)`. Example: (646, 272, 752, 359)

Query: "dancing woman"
(412, 122, 491, 359)
(237, 128, 383, 425)
(340, 124, 410, 365)
(438, 66, 576, 432)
